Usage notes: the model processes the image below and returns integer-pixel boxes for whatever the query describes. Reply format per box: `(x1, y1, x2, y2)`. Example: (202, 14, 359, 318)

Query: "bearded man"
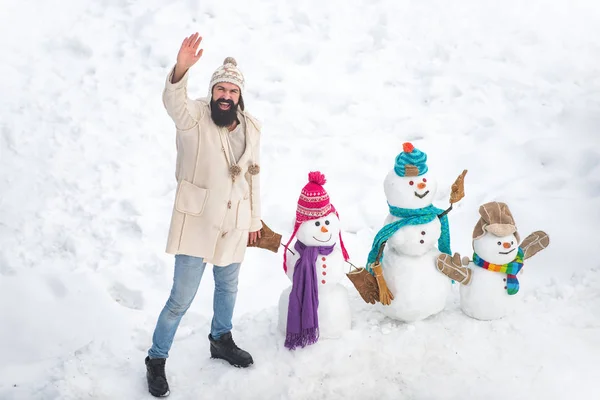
(144, 32, 262, 398)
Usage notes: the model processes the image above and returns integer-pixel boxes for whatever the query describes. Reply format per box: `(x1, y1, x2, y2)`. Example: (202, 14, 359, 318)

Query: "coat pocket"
(236, 195, 251, 230)
(175, 180, 209, 216)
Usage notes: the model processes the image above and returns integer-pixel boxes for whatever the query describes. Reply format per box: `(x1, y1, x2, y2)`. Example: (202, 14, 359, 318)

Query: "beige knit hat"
(472, 201, 520, 242)
(209, 57, 245, 95)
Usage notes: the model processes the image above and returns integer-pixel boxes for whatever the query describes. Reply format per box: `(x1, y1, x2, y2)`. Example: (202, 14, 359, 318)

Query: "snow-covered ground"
(1, 0, 599, 398)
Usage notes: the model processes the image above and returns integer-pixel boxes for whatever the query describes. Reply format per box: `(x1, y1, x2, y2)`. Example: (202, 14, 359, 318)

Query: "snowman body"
(278, 214, 351, 339)
(460, 232, 522, 320)
(379, 169, 451, 322)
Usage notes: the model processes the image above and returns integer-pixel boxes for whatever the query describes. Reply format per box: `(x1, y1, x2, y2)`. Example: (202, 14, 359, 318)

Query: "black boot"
(145, 356, 170, 397)
(208, 332, 254, 368)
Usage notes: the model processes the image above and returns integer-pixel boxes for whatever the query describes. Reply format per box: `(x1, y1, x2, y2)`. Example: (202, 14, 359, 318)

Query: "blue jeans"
(148, 254, 241, 359)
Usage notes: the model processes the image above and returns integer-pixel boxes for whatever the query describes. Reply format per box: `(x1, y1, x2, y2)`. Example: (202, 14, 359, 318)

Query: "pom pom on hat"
(223, 57, 237, 66)
(308, 171, 327, 186)
(394, 142, 428, 177)
(403, 142, 415, 153)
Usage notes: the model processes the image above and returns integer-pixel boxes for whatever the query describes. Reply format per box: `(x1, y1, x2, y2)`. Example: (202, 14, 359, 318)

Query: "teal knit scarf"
(366, 204, 451, 273)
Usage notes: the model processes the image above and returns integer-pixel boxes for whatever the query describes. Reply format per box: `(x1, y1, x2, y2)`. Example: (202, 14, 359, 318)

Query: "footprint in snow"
(109, 282, 145, 310)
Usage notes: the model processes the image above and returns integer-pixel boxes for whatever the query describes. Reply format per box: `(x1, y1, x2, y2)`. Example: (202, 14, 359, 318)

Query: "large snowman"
(366, 143, 457, 322)
(279, 172, 351, 350)
(436, 201, 550, 320)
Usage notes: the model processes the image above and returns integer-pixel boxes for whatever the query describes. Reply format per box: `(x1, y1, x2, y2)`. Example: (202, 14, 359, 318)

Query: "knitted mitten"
(520, 231, 550, 260)
(247, 220, 282, 253)
(450, 170, 468, 204)
(346, 267, 380, 304)
(372, 263, 394, 305)
(436, 252, 473, 285)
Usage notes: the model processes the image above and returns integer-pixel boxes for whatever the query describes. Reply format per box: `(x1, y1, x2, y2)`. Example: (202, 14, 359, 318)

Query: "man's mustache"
(216, 99, 235, 107)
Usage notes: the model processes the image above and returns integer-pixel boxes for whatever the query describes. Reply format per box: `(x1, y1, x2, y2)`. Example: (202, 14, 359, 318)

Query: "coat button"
(322, 264, 327, 268)
(322, 257, 326, 261)
(504, 286, 507, 289)
(322, 271, 326, 276)
(420, 240, 424, 244)
(321, 280, 326, 284)
(503, 278, 507, 282)
(421, 231, 426, 235)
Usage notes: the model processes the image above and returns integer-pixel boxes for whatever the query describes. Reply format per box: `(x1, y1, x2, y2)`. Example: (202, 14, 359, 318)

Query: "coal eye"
(315, 221, 320, 226)
(511, 241, 514, 245)
(497, 241, 502, 246)
(409, 181, 414, 186)
(423, 178, 427, 183)
(325, 220, 330, 225)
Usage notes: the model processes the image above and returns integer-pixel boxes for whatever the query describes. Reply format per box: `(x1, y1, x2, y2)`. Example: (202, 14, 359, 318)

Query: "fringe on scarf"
(284, 328, 319, 350)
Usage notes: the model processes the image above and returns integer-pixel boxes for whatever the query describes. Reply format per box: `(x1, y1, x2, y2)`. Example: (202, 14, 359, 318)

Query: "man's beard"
(210, 98, 238, 127)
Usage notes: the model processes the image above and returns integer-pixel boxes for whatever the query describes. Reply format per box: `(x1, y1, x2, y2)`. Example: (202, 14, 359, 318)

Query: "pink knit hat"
(283, 171, 349, 272)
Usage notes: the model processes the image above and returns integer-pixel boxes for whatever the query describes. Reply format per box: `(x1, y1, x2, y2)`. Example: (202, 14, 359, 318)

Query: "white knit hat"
(208, 57, 245, 95)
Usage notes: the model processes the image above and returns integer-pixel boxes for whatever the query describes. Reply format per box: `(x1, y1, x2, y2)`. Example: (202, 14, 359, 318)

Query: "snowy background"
(1, 0, 600, 398)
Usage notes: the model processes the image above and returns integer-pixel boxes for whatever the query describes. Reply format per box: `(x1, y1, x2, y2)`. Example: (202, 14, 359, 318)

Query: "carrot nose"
(503, 242, 511, 249)
(417, 182, 426, 190)
(321, 226, 329, 233)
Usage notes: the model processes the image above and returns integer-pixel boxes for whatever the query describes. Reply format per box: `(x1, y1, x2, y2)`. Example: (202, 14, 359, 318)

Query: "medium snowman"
(366, 143, 462, 322)
(436, 201, 550, 320)
(279, 172, 351, 350)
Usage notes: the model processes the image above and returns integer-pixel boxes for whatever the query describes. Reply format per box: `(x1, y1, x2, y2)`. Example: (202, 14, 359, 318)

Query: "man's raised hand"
(172, 33, 204, 83)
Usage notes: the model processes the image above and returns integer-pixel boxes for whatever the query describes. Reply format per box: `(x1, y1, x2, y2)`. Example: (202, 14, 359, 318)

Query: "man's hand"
(248, 230, 262, 245)
(172, 33, 204, 83)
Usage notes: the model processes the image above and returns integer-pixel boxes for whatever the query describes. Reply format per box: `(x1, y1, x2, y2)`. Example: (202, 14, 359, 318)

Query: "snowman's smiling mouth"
(499, 248, 516, 255)
(414, 191, 430, 199)
(313, 234, 333, 243)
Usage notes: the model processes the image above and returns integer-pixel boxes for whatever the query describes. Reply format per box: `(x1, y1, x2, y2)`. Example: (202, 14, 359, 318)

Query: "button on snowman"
(437, 201, 550, 320)
(279, 172, 351, 350)
(366, 143, 454, 322)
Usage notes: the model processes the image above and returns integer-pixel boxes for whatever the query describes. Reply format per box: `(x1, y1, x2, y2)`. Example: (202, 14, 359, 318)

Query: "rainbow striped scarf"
(472, 248, 524, 295)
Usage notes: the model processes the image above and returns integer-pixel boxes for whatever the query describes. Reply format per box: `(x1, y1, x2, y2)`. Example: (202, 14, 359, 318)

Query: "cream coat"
(163, 67, 262, 266)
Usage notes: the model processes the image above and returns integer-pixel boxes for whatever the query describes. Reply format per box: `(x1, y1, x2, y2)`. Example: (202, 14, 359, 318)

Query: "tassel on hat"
(283, 172, 349, 272)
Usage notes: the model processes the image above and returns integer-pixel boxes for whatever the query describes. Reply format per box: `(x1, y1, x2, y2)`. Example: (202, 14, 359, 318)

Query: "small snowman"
(436, 201, 550, 320)
(366, 142, 465, 322)
(279, 172, 351, 350)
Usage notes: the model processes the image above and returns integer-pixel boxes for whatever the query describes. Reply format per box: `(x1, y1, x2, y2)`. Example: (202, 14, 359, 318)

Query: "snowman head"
(472, 201, 521, 264)
(473, 232, 520, 264)
(384, 142, 437, 209)
(296, 214, 341, 247)
(283, 171, 350, 272)
(384, 170, 438, 209)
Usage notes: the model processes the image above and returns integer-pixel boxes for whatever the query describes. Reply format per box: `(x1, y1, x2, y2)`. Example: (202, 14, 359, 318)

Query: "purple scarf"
(285, 240, 335, 350)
